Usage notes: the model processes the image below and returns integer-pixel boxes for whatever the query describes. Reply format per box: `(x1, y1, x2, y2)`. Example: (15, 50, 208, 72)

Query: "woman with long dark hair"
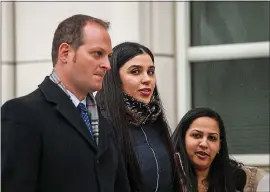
(96, 42, 183, 192)
(172, 107, 267, 192)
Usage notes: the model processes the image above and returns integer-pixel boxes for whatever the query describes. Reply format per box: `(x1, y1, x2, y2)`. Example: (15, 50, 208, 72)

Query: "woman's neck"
(196, 168, 210, 192)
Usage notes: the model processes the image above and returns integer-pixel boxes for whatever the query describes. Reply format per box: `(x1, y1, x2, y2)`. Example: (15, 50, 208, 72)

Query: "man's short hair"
(51, 14, 110, 66)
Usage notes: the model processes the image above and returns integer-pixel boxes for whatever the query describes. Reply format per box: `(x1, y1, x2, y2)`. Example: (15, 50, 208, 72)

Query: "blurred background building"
(1, 1, 269, 168)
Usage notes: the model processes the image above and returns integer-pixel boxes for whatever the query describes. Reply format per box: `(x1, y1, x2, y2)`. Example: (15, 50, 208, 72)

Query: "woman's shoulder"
(257, 172, 269, 191)
(241, 165, 267, 192)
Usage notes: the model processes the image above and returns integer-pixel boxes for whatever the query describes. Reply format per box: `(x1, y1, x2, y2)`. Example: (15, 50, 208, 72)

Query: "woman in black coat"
(96, 42, 184, 192)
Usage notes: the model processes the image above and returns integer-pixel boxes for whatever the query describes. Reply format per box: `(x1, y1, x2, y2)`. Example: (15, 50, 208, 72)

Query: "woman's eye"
(192, 133, 201, 138)
(131, 69, 140, 74)
(148, 70, 155, 75)
(209, 136, 217, 141)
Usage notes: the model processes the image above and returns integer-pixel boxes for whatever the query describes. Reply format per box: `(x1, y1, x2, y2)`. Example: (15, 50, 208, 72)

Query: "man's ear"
(58, 43, 70, 64)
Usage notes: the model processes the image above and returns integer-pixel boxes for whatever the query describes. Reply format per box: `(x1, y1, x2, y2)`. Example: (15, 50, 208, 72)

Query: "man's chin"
(89, 84, 102, 93)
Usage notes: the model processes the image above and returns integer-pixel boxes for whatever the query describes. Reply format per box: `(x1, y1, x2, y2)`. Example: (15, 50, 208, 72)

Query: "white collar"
(66, 89, 86, 107)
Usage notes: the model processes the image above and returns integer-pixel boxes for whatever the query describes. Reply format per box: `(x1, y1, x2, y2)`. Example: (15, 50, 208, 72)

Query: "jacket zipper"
(140, 126, 159, 192)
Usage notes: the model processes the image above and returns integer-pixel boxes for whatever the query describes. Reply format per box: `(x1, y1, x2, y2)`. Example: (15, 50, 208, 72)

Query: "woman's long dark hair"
(171, 107, 239, 192)
(96, 42, 182, 192)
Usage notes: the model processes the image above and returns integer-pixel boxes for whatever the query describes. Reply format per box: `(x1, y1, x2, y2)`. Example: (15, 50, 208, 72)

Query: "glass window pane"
(191, 58, 269, 154)
(191, 2, 270, 46)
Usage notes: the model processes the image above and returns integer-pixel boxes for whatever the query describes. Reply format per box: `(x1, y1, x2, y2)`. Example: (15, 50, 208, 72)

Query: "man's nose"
(101, 57, 111, 71)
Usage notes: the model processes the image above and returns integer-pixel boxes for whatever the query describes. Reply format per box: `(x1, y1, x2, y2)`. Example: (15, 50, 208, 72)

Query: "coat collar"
(38, 76, 98, 151)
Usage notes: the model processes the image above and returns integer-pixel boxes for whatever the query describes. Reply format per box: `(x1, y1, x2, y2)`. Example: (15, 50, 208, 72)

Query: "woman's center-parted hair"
(175, 108, 225, 148)
(105, 42, 157, 95)
(111, 42, 155, 70)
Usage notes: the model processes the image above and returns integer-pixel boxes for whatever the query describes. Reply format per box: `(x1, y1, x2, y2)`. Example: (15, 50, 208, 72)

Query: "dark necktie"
(77, 103, 93, 135)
